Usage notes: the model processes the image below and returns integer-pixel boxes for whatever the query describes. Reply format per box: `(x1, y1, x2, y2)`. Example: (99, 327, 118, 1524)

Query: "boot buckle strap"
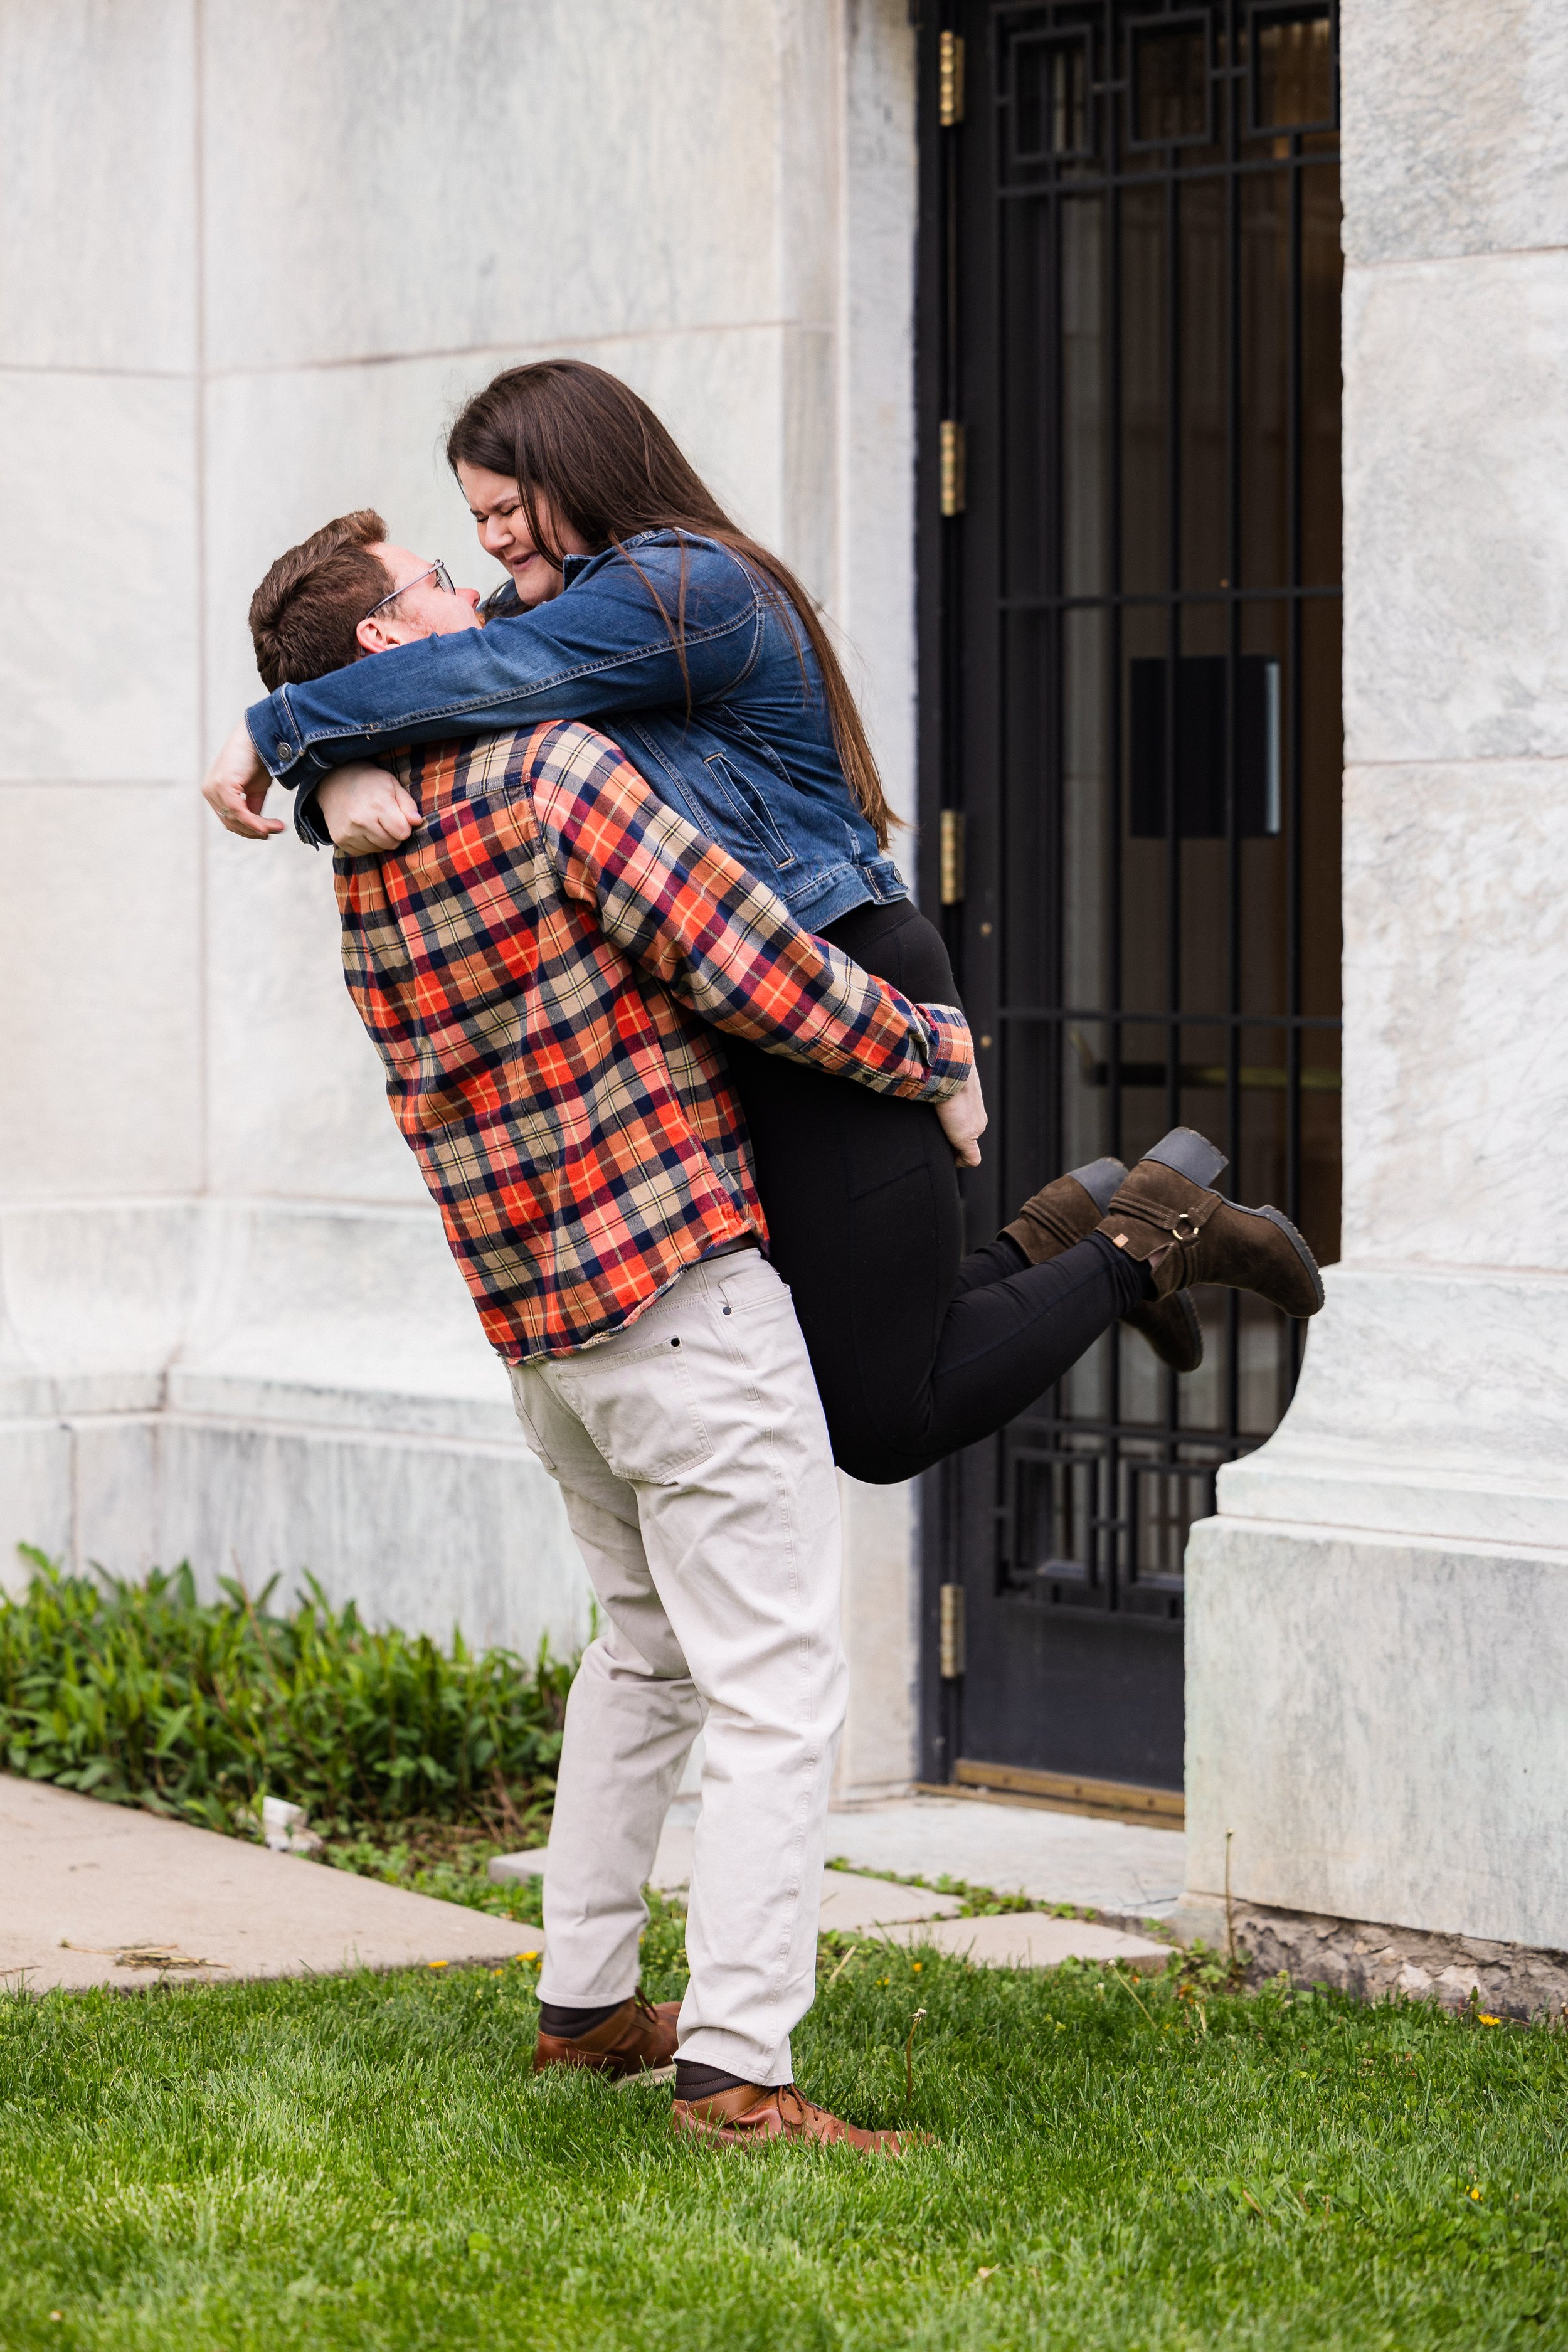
(1168, 1209, 1202, 1244)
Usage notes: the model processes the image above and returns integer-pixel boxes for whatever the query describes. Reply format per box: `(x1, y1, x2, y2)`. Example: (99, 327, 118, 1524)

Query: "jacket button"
(276, 739, 294, 758)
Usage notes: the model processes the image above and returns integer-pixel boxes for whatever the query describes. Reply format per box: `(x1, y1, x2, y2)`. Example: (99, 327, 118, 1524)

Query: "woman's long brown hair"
(445, 360, 897, 847)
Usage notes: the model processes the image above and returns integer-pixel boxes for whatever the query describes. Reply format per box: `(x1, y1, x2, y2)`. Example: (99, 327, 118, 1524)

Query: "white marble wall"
(1184, 0, 1568, 1949)
(0, 0, 924, 1766)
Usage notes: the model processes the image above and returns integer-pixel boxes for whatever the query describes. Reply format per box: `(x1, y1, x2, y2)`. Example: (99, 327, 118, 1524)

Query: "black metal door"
(917, 0, 1343, 1801)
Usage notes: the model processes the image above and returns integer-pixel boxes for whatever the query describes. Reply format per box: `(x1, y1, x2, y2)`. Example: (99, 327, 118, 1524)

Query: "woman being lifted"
(205, 361, 1322, 1483)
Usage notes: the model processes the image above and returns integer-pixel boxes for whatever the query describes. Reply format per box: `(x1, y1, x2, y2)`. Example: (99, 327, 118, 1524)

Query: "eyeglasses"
(363, 559, 455, 620)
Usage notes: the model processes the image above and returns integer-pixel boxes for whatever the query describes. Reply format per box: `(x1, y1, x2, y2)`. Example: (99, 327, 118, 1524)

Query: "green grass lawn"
(3, 1918, 1565, 2352)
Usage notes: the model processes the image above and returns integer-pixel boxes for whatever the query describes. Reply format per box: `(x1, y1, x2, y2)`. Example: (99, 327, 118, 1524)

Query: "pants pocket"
(558, 1338, 714, 1486)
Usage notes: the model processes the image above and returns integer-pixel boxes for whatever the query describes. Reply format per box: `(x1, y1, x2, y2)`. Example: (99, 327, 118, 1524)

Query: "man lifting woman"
(205, 361, 1321, 2151)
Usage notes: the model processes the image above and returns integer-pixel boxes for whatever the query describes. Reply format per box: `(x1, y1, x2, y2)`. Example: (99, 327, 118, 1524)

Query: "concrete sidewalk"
(638, 1791, 1185, 1922)
(490, 1788, 1180, 1973)
(5, 1775, 1179, 1995)
(1, 1776, 546, 1992)
(824, 1793, 1186, 1921)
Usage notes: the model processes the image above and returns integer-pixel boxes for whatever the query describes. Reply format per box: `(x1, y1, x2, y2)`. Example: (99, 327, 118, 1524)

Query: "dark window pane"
(1300, 160, 1343, 588)
(1061, 196, 1108, 595)
(1239, 164, 1288, 588)
(1128, 655, 1281, 841)
(1251, 4, 1335, 130)
(1130, 17, 1210, 146)
(1014, 29, 1094, 163)
(1120, 184, 1168, 591)
(1179, 173, 1227, 591)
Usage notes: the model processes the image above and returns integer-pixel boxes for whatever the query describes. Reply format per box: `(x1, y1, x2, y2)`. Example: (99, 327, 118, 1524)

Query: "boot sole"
(1143, 1126, 1228, 1189)
(1254, 1205, 1325, 1313)
(1123, 1290, 1204, 1372)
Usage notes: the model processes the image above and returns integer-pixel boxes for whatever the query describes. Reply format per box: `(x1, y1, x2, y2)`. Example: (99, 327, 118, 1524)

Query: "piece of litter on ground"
(261, 1795, 322, 1856)
(873, 1912, 1170, 1972)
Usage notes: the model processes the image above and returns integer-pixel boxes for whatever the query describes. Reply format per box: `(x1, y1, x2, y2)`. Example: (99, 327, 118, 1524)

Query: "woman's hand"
(317, 764, 423, 855)
(936, 1064, 987, 1167)
(203, 716, 284, 837)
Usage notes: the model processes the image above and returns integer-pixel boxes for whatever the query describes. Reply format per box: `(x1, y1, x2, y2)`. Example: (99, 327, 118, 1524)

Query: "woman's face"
(456, 462, 591, 607)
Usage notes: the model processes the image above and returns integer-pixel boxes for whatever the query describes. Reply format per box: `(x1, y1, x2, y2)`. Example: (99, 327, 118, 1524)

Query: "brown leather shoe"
(671, 2080, 909, 2154)
(1002, 1153, 1205, 1374)
(532, 1989, 681, 2081)
(1096, 1128, 1325, 1318)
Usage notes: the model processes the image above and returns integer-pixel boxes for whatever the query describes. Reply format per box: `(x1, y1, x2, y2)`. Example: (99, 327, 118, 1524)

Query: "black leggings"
(721, 899, 1147, 1484)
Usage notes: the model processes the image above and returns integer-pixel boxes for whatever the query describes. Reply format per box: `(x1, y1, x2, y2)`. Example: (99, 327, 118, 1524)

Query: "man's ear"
(356, 615, 393, 656)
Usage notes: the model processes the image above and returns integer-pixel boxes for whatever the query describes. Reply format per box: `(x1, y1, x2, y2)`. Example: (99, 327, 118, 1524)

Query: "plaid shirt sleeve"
(532, 746, 973, 1103)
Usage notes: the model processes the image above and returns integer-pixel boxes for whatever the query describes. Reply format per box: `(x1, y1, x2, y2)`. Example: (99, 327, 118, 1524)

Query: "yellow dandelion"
(1478, 2013, 1502, 2026)
(428, 1960, 448, 1970)
(912, 1961, 923, 1973)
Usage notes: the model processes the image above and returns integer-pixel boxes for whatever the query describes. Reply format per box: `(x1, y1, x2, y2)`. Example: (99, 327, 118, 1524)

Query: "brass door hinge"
(938, 29, 966, 125)
(938, 1582, 967, 1679)
(938, 808, 965, 904)
(939, 418, 966, 516)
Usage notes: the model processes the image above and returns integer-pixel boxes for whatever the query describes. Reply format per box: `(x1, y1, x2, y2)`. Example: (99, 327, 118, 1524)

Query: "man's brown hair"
(248, 509, 391, 690)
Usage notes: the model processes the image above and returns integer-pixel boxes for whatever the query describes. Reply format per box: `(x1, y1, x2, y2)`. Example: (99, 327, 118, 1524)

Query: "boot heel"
(1142, 1126, 1227, 1189)
(1068, 1155, 1126, 1215)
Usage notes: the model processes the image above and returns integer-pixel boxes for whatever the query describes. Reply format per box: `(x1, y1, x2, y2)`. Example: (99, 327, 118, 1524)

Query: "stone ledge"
(1178, 1896, 1568, 2022)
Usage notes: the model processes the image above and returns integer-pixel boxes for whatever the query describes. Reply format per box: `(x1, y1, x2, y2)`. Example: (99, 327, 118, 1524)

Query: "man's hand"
(317, 762, 423, 856)
(317, 763, 423, 856)
(203, 714, 284, 838)
(936, 1062, 987, 1167)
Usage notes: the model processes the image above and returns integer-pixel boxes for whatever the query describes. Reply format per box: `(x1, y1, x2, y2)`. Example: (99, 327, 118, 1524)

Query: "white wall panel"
(0, 788, 201, 1197)
(201, 0, 787, 373)
(1343, 0, 1568, 267)
(0, 0, 196, 371)
(1343, 250, 1568, 766)
(0, 374, 199, 781)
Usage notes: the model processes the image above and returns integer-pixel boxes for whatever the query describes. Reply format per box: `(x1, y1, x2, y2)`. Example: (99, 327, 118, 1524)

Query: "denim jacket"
(245, 531, 908, 932)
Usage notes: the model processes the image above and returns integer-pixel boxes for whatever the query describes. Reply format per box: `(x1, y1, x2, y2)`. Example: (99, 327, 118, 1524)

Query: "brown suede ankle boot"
(1095, 1128, 1324, 1318)
(1003, 1155, 1205, 1374)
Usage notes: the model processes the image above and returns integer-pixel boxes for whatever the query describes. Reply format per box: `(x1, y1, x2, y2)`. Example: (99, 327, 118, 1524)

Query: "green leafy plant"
(0, 1547, 570, 1839)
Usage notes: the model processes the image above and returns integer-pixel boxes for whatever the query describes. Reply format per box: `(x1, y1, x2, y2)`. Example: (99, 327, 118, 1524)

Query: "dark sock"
(1087, 1226, 1158, 1305)
(674, 2060, 755, 2102)
(538, 1997, 628, 2039)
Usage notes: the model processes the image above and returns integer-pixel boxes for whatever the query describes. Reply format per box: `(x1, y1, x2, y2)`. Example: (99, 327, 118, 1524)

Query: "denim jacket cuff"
(246, 687, 320, 787)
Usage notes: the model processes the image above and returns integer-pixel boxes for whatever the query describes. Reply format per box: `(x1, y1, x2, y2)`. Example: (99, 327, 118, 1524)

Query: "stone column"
(1182, 0, 1568, 1952)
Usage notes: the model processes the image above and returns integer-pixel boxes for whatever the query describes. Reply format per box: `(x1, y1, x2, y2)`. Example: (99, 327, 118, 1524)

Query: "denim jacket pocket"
(701, 753, 798, 872)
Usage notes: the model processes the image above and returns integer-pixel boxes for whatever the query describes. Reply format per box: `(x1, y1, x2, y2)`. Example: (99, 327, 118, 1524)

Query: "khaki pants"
(509, 1249, 846, 2085)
